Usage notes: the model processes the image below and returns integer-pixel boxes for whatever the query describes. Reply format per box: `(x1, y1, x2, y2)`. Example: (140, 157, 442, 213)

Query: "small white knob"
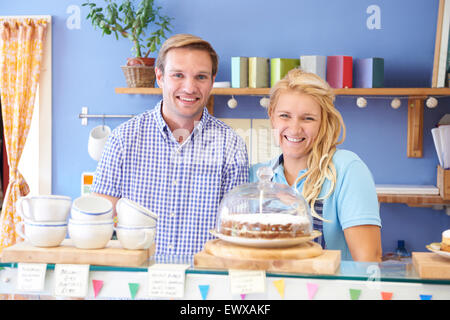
(426, 97, 438, 108)
(260, 97, 270, 108)
(356, 97, 367, 108)
(391, 98, 401, 109)
(227, 97, 238, 109)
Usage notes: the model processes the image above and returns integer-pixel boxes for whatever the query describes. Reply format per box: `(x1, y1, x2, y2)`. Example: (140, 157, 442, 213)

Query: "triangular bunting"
(198, 285, 209, 300)
(381, 291, 393, 300)
(349, 288, 361, 300)
(240, 294, 246, 300)
(306, 282, 318, 300)
(128, 283, 139, 300)
(273, 279, 285, 299)
(420, 294, 432, 300)
(92, 279, 104, 298)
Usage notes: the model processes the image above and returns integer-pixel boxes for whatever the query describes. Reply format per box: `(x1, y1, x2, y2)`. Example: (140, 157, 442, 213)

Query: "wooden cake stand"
(194, 238, 340, 275)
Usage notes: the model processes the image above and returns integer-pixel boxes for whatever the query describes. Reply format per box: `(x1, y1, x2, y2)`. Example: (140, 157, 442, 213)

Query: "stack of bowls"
(115, 198, 158, 250)
(16, 195, 72, 247)
(68, 195, 114, 249)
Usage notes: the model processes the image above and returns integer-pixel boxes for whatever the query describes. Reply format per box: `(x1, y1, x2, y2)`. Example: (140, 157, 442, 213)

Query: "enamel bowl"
(16, 219, 68, 247)
(71, 195, 113, 221)
(68, 219, 114, 249)
(115, 224, 156, 250)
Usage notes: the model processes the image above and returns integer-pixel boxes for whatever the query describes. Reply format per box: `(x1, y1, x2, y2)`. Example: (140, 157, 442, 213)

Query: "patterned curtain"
(0, 18, 48, 252)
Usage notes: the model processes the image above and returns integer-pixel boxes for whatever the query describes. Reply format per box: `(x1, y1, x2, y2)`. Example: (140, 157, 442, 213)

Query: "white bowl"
(116, 198, 157, 227)
(115, 224, 156, 250)
(71, 195, 113, 221)
(68, 219, 114, 249)
(17, 195, 72, 222)
(16, 219, 67, 247)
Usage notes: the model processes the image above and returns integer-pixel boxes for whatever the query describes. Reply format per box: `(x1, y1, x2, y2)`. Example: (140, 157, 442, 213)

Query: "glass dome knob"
(256, 166, 274, 182)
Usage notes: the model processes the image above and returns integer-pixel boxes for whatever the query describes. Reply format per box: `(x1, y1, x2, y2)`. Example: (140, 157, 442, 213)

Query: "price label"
(147, 264, 189, 298)
(53, 264, 90, 298)
(17, 263, 47, 292)
(228, 269, 266, 295)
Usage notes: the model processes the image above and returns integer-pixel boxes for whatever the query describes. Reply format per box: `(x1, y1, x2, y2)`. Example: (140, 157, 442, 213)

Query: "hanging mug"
(88, 125, 111, 161)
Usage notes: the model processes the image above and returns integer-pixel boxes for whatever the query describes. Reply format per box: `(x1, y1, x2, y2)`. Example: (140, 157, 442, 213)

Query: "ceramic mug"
(68, 219, 114, 249)
(115, 224, 156, 250)
(16, 195, 72, 222)
(71, 195, 113, 221)
(116, 198, 158, 227)
(88, 125, 111, 161)
(16, 219, 68, 247)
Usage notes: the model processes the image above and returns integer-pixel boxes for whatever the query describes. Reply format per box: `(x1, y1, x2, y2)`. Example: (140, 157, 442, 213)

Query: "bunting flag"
(128, 283, 139, 300)
(306, 283, 319, 300)
(349, 288, 361, 300)
(381, 291, 393, 300)
(92, 280, 104, 298)
(273, 279, 285, 299)
(419, 294, 432, 300)
(198, 285, 210, 300)
(240, 294, 246, 300)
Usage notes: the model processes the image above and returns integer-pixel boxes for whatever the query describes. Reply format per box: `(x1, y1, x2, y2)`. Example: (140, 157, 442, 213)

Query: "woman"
(250, 69, 382, 262)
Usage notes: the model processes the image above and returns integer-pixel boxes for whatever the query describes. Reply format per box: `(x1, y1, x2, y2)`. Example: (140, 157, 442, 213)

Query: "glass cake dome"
(215, 166, 313, 240)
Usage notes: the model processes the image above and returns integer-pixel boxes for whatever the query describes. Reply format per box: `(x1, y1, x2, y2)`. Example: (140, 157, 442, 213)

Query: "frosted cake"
(220, 213, 311, 239)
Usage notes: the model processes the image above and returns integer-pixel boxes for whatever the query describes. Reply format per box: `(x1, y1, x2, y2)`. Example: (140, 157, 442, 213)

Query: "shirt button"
(170, 212, 176, 217)
(173, 179, 178, 185)
(168, 244, 174, 250)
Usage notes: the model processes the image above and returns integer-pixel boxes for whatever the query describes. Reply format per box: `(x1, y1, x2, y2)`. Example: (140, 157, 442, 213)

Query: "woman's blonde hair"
(268, 68, 346, 216)
(156, 33, 219, 77)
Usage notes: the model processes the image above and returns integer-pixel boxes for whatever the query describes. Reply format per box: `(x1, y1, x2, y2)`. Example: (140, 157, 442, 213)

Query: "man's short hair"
(156, 33, 219, 77)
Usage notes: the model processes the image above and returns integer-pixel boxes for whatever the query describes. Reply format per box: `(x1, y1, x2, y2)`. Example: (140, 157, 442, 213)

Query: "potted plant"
(82, 0, 173, 87)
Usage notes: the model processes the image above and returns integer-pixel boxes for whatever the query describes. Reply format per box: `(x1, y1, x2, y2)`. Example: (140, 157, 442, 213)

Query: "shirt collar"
(154, 100, 168, 137)
(270, 154, 284, 177)
(271, 154, 308, 189)
(153, 99, 210, 140)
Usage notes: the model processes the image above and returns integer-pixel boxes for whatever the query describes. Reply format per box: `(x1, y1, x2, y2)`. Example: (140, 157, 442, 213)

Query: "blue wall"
(2, 0, 449, 255)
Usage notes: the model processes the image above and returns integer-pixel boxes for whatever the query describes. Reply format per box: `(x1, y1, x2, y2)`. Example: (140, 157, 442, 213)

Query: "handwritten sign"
(147, 264, 189, 298)
(54, 264, 90, 298)
(228, 269, 266, 295)
(17, 263, 47, 292)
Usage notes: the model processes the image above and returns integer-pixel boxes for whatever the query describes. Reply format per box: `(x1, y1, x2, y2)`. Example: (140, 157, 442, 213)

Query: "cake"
(219, 213, 311, 239)
(441, 229, 450, 252)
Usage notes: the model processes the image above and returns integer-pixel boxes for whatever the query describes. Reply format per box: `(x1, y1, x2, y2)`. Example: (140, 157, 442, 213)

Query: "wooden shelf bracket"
(407, 97, 424, 158)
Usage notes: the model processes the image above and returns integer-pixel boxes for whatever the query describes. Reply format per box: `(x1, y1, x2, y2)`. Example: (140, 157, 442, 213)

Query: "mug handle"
(16, 197, 29, 220)
(137, 229, 154, 248)
(15, 221, 29, 242)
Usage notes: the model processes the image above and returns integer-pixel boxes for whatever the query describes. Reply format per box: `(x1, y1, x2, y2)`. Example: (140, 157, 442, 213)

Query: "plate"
(426, 243, 450, 260)
(209, 229, 322, 248)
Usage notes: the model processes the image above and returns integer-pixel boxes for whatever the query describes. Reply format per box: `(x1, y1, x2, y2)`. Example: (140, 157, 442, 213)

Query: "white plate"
(209, 230, 322, 248)
(426, 243, 450, 260)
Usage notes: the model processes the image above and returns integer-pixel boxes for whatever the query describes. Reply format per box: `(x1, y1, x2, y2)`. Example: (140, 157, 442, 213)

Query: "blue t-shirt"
(250, 149, 381, 261)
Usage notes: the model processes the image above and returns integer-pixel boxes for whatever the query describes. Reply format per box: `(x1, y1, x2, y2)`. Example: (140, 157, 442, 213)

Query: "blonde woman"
(250, 69, 382, 262)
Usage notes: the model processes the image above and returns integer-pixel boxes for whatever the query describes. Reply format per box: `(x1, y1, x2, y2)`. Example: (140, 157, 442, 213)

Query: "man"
(91, 34, 249, 255)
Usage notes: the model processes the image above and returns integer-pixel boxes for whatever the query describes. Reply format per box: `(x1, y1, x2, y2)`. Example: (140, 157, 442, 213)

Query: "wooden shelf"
(378, 193, 450, 206)
(116, 87, 450, 96)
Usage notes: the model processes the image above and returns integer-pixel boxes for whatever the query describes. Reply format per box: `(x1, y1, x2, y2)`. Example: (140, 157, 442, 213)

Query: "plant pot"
(127, 57, 155, 67)
(122, 58, 156, 88)
(121, 66, 156, 88)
